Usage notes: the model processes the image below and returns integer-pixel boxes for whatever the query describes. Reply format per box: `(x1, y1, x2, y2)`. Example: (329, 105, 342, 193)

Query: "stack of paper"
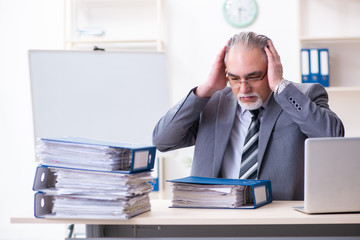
(32, 137, 156, 219)
(51, 194, 150, 219)
(171, 183, 248, 208)
(34, 166, 153, 219)
(36, 137, 156, 171)
(53, 168, 152, 197)
(168, 176, 273, 209)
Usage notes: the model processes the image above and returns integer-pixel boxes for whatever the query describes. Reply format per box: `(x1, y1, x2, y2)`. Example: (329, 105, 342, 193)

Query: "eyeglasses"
(227, 70, 267, 88)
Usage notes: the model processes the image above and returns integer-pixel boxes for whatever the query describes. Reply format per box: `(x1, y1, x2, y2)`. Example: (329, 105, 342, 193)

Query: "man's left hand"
(264, 40, 283, 92)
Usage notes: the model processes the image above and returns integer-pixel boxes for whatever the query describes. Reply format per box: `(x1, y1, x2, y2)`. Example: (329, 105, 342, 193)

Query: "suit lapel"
(213, 90, 237, 176)
(258, 95, 283, 172)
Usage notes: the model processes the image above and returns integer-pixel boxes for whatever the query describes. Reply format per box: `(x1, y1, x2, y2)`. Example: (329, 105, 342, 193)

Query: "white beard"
(237, 92, 263, 110)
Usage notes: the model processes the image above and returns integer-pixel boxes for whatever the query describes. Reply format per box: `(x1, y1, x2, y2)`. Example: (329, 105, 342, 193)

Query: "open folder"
(167, 176, 272, 209)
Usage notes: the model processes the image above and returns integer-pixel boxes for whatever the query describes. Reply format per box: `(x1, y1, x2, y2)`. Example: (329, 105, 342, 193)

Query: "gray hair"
(225, 32, 271, 62)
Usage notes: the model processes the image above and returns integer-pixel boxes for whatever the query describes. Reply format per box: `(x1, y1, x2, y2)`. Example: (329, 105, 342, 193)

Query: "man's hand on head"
(195, 45, 227, 98)
(264, 40, 284, 92)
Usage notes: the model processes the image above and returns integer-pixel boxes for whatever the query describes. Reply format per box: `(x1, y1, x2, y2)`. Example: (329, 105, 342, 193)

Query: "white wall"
(0, 0, 67, 239)
(0, 0, 300, 238)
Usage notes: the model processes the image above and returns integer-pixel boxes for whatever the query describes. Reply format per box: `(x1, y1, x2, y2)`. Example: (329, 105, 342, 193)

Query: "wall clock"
(223, 0, 258, 28)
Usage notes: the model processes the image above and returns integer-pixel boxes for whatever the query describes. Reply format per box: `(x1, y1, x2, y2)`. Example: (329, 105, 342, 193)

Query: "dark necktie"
(239, 107, 263, 179)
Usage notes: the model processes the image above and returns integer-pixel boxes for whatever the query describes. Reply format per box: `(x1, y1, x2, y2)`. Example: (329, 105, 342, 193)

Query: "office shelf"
(299, 0, 360, 137)
(326, 87, 360, 93)
(64, 0, 165, 51)
(299, 0, 360, 88)
(300, 36, 360, 43)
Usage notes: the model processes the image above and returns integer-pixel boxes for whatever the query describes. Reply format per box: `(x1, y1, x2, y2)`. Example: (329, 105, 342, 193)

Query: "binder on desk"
(33, 138, 156, 219)
(167, 176, 272, 209)
(33, 165, 153, 219)
(36, 137, 156, 173)
(34, 192, 151, 219)
(33, 165, 153, 195)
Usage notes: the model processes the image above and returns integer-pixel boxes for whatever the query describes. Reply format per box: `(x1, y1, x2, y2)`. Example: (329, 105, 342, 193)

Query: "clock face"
(223, 0, 258, 28)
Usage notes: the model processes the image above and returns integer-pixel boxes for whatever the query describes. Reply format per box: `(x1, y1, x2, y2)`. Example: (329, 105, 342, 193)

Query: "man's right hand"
(195, 45, 227, 98)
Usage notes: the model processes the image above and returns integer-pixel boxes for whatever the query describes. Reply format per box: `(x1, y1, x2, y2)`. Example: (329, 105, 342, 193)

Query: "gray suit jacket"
(153, 83, 344, 200)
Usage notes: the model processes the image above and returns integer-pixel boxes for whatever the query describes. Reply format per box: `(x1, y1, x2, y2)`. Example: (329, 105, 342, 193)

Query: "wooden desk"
(11, 200, 360, 238)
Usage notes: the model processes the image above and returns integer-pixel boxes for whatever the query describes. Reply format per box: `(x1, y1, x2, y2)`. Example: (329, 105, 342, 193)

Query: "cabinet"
(299, 0, 360, 136)
(64, 0, 164, 51)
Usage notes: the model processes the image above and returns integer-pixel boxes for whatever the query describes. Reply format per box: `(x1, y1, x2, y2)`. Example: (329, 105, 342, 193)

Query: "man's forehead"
(225, 46, 267, 66)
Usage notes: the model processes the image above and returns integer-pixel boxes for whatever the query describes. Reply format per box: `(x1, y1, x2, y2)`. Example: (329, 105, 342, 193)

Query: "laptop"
(295, 137, 360, 214)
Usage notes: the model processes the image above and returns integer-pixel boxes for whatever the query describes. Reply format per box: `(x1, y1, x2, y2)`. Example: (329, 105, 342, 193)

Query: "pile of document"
(36, 137, 152, 171)
(168, 176, 273, 209)
(32, 137, 156, 219)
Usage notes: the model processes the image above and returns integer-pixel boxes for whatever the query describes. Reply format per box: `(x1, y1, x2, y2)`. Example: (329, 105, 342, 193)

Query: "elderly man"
(153, 32, 344, 200)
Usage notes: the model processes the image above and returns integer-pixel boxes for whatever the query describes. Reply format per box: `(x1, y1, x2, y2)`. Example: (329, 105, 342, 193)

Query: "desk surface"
(11, 200, 360, 225)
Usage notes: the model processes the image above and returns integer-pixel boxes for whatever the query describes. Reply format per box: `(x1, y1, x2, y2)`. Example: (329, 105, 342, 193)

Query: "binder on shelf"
(310, 48, 320, 84)
(36, 137, 156, 173)
(301, 48, 330, 87)
(33, 165, 153, 219)
(319, 48, 330, 87)
(167, 176, 272, 209)
(301, 49, 311, 83)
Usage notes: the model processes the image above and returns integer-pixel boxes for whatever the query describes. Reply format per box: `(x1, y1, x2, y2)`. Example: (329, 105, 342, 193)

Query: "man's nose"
(239, 82, 251, 94)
